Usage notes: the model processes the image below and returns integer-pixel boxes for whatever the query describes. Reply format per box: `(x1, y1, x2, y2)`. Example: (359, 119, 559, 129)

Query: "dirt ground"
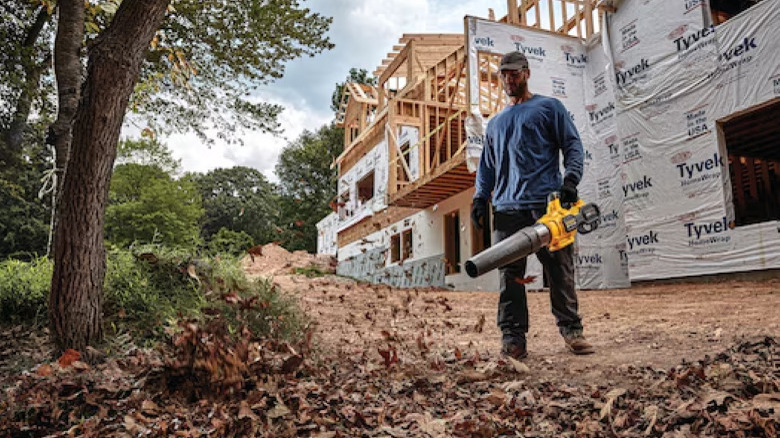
(1, 245, 778, 436)
(247, 245, 780, 383)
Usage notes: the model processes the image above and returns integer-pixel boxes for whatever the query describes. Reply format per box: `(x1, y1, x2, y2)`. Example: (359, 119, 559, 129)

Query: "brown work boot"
(501, 342, 528, 360)
(564, 331, 595, 355)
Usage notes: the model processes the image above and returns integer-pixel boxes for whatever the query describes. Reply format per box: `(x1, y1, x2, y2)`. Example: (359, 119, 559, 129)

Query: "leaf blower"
(464, 194, 600, 278)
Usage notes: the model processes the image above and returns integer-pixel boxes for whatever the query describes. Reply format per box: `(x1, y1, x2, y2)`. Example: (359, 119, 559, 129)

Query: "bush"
(0, 257, 52, 324)
(293, 266, 328, 278)
(0, 247, 305, 346)
(195, 255, 306, 342)
(103, 247, 205, 340)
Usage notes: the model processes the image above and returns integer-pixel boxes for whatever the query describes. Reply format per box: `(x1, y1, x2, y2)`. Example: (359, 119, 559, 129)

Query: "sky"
(159, 0, 498, 182)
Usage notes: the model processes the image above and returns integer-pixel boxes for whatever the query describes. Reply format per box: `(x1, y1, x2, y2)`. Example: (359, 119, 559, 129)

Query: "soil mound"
(242, 243, 336, 277)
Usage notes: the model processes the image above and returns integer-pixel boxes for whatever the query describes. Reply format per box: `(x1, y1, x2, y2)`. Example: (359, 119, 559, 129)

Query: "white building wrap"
(465, 0, 780, 286)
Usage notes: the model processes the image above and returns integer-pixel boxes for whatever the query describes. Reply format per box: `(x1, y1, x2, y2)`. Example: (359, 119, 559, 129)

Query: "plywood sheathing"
(336, 206, 420, 247)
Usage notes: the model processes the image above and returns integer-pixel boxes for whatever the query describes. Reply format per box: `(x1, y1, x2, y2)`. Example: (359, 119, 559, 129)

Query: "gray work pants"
(493, 209, 583, 343)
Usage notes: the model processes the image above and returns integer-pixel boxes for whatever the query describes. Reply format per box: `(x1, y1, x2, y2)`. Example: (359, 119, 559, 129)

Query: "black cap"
(499, 51, 529, 71)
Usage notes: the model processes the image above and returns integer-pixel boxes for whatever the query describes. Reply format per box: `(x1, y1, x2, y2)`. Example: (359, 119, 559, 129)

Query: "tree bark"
(49, 0, 171, 355)
(50, 0, 85, 197)
(46, 0, 85, 256)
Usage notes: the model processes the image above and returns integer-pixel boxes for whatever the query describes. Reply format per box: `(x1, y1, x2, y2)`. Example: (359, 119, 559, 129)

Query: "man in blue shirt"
(471, 51, 594, 359)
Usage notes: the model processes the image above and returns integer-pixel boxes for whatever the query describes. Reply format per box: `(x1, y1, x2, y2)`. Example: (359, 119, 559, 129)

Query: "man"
(471, 51, 593, 359)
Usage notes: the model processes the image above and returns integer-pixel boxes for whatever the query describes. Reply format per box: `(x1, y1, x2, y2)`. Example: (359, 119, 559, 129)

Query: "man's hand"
(471, 198, 488, 230)
(560, 177, 578, 204)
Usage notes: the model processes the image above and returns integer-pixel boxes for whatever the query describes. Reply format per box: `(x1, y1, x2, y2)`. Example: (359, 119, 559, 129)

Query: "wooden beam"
(548, 0, 555, 32)
(398, 33, 463, 44)
(508, 0, 520, 25)
(379, 43, 412, 85)
(584, 0, 594, 37)
(386, 124, 414, 184)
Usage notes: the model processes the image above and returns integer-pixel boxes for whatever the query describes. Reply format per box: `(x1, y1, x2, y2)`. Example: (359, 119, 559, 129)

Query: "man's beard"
(505, 83, 527, 97)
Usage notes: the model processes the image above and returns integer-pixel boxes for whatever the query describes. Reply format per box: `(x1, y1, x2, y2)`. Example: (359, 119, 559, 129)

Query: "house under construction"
(317, 0, 780, 290)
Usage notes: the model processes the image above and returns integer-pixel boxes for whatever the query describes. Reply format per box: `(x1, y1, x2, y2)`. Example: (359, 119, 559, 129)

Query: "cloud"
(165, 98, 329, 182)
(153, 0, 494, 177)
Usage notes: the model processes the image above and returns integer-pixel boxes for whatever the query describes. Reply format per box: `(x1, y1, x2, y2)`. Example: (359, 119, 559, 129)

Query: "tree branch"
(49, 0, 85, 182)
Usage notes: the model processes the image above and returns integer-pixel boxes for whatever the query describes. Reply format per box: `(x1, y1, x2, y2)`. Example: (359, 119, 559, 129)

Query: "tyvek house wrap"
(464, 0, 780, 287)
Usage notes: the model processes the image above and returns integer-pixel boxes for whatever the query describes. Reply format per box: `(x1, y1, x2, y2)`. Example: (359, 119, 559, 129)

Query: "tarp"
(464, 0, 780, 287)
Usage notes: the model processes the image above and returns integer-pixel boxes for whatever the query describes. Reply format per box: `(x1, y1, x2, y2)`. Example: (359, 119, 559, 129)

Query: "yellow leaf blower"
(464, 195, 600, 278)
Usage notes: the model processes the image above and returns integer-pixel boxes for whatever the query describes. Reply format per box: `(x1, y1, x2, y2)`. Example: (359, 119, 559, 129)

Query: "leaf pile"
(1, 329, 776, 437)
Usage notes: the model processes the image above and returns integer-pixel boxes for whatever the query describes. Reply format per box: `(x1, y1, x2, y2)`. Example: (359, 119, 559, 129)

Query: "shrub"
(293, 266, 328, 278)
(103, 247, 205, 340)
(198, 256, 306, 342)
(0, 257, 52, 325)
(0, 247, 305, 346)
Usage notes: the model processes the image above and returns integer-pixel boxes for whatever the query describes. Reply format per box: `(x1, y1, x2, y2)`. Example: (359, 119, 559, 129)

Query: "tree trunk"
(49, 0, 171, 355)
(47, 0, 85, 256)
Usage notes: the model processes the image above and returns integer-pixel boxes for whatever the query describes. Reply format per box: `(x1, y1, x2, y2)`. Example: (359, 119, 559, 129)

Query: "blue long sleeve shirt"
(474, 94, 584, 211)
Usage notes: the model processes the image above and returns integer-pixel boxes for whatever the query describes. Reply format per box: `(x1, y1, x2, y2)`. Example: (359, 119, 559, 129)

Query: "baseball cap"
(499, 51, 529, 71)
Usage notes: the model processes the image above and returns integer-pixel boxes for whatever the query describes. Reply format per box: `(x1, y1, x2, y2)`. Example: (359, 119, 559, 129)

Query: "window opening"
(389, 228, 413, 265)
(709, 0, 764, 25)
(719, 98, 780, 226)
(444, 210, 461, 274)
(402, 229, 413, 261)
(356, 170, 375, 204)
(390, 233, 401, 263)
(337, 191, 351, 220)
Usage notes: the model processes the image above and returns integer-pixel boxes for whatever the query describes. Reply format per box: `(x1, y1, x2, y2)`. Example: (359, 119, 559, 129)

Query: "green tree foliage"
(116, 136, 180, 174)
(106, 163, 203, 248)
(0, 2, 55, 158)
(206, 228, 255, 257)
(2, 0, 334, 149)
(0, 141, 52, 260)
(330, 68, 377, 113)
(275, 123, 343, 252)
(134, 0, 334, 143)
(191, 166, 280, 246)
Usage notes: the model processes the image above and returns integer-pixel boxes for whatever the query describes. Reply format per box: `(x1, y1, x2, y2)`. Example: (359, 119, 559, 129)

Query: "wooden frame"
(504, 0, 601, 39)
(385, 45, 474, 208)
(334, 4, 609, 245)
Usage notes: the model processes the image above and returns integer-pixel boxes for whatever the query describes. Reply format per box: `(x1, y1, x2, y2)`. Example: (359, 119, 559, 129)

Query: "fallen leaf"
(238, 401, 259, 421)
(58, 349, 81, 368)
(72, 361, 90, 372)
(36, 363, 54, 377)
(752, 392, 780, 411)
(186, 264, 200, 282)
(643, 405, 658, 436)
(600, 388, 627, 420)
(141, 399, 160, 415)
(473, 314, 485, 333)
(505, 356, 530, 374)
(700, 389, 735, 410)
(514, 275, 537, 284)
(378, 346, 399, 368)
(486, 388, 507, 406)
(281, 354, 303, 374)
(267, 399, 290, 419)
(458, 370, 489, 383)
